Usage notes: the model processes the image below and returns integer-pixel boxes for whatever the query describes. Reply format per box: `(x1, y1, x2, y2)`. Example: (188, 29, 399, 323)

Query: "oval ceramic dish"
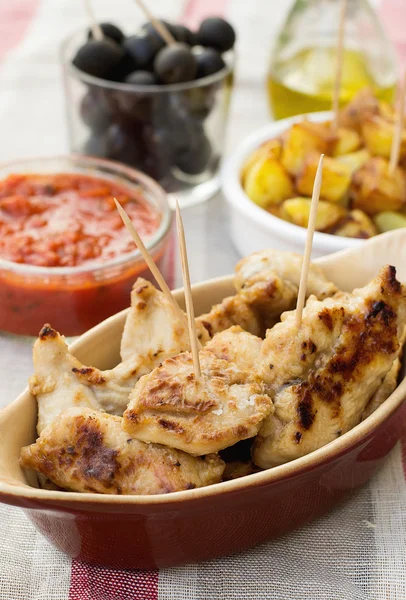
(0, 230, 406, 569)
(222, 111, 365, 258)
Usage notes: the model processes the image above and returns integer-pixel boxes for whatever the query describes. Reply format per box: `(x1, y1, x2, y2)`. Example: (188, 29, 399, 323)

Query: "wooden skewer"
(84, 0, 104, 41)
(175, 200, 201, 379)
(389, 72, 406, 175)
(134, 0, 176, 45)
(114, 199, 184, 321)
(295, 154, 324, 330)
(331, 0, 347, 131)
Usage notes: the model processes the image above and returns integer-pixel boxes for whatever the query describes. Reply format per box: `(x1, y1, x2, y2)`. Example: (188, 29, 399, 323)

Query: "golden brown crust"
(338, 89, 380, 132)
(20, 408, 225, 495)
(253, 266, 406, 469)
(197, 250, 338, 339)
(123, 328, 274, 455)
(350, 157, 406, 215)
(197, 296, 262, 338)
(31, 278, 211, 434)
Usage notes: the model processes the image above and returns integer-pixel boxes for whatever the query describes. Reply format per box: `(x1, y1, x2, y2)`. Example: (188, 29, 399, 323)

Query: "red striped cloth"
(69, 562, 158, 600)
(0, 0, 40, 58)
(182, 0, 230, 28)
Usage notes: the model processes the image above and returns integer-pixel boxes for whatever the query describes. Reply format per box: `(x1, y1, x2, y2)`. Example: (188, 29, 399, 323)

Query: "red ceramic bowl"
(0, 230, 406, 569)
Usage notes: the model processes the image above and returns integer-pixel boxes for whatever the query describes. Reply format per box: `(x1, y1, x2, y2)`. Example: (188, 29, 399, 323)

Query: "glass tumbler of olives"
(61, 27, 234, 207)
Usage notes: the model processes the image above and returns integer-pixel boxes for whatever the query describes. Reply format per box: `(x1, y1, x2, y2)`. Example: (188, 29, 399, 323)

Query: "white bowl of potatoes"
(222, 91, 406, 258)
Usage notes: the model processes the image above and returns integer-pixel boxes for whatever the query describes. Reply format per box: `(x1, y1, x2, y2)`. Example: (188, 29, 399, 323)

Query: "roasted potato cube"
(374, 211, 406, 232)
(336, 149, 370, 174)
(362, 116, 406, 160)
(241, 139, 282, 185)
(361, 117, 392, 158)
(378, 100, 396, 123)
(332, 127, 362, 156)
(330, 209, 377, 238)
(281, 121, 336, 176)
(243, 155, 293, 207)
(351, 157, 406, 215)
(296, 153, 352, 203)
(338, 88, 380, 132)
(267, 204, 282, 218)
(281, 197, 346, 231)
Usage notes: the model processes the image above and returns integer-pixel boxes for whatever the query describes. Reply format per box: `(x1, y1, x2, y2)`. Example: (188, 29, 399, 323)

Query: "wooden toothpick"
(295, 154, 324, 330)
(134, 0, 176, 45)
(332, 0, 347, 131)
(114, 199, 185, 321)
(175, 200, 201, 379)
(84, 0, 104, 41)
(389, 72, 406, 175)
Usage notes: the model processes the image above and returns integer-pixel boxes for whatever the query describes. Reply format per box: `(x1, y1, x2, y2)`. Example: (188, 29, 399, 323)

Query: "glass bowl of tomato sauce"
(0, 155, 172, 336)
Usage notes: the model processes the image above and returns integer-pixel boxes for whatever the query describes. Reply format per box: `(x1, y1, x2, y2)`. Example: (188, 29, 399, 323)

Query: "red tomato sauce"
(0, 173, 172, 336)
(0, 173, 160, 267)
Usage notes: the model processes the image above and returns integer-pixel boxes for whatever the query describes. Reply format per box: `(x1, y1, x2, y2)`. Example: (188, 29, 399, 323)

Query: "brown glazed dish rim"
(1, 263, 405, 506)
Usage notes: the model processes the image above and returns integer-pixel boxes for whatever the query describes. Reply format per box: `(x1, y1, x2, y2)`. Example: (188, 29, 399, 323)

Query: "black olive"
(105, 123, 142, 166)
(154, 43, 197, 84)
(112, 83, 155, 122)
(194, 48, 225, 78)
(72, 40, 125, 79)
(171, 24, 196, 46)
(176, 127, 212, 175)
(80, 91, 111, 132)
(87, 22, 125, 45)
(142, 124, 174, 180)
(112, 51, 138, 81)
(141, 20, 175, 47)
(124, 34, 161, 70)
(197, 17, 236, 52)
(180, 85, 217, 120)
(125, 70, 157, 85)
(83, 132, 109, 158)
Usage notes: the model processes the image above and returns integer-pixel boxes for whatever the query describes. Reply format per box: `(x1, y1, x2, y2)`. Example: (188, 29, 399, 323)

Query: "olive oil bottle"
(268, 0, 397, 120)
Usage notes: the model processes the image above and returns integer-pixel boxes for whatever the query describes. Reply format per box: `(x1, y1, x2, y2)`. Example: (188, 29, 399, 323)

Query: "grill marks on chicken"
(197, 250, 338, 338)
(123, 327, 274, 455)
(253, 266, 406, 469)
(20, 408, 225, 495)
(20, 249, 406, 496)
(31, 278, 201, 433)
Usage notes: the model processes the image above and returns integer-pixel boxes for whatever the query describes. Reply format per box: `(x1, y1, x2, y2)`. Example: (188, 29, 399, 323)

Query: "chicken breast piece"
(362, 358, 401, 420)
(197, 295, 263, 338)
(222, 460, 260, 481)
(253, 266, 406, 469)
(235, 249, 338, 330)
(120, 278, 209, 364)
(197, 250, 338, 338)
(31, 279, 204, 434)
(20, 408, 225, 495)
(124, 327, 274, 455)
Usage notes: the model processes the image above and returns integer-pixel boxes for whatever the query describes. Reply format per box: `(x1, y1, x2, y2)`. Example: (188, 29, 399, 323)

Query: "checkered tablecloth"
(1, 1, 406, 599)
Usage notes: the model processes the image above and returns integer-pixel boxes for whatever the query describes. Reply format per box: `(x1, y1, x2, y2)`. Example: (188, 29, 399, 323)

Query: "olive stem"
(84, 0, 104, 41)
(389, 72, 406, 175)
(295, 155, 324, 330)
(134, 0, 176, 45)
(331, 0, 347, 131)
